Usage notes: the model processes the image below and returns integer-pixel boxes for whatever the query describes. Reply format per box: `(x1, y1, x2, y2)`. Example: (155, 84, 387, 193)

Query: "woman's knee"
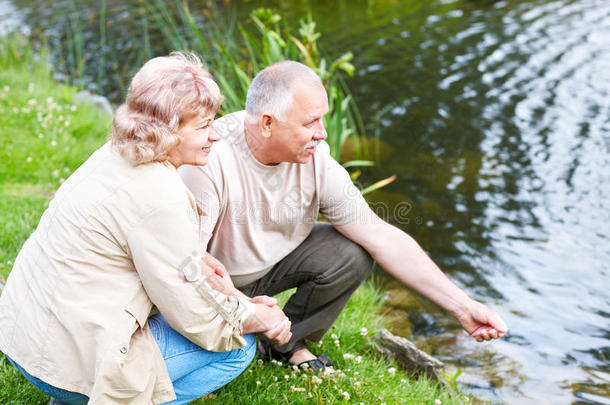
(240, 333, 257, 364)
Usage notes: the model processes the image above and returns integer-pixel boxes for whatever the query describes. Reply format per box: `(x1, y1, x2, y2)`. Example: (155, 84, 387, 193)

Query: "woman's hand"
(243, 304, 292, 346)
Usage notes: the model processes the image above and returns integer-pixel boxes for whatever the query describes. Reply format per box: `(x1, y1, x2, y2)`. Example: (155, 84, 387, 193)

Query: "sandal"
(258, 340, 333, 373)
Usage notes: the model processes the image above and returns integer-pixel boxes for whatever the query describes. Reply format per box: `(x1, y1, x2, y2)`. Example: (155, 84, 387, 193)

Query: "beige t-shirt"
(179, 111, 370, 287)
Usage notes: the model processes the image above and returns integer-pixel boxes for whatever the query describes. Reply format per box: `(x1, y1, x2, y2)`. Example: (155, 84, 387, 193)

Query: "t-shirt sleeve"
(318, 142, 371, 226)
(178, 165, 221, 249)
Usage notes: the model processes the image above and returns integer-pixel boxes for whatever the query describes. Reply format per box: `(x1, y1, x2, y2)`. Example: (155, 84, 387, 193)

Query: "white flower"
(360, 327, 368, 336)
(400, 379, 407, 383)
(343, 353, 355, 360)
(272, 376, 278, 381)
(388, 367, 396, 377)
(70, 105, 77, 112)
(354, 371, 359, 376)
(26, 157, 32, 163)
(434, 400, 441, 405)
(355, 356, 362, 364)
(284, 374, 290, 381)
(342, 391, 350, 400)
(331, 333, 338, 339)
(256, 380, 261, 385)
(46, 97, 53, 104)
(307, 392, 312, 399)
(52, 169, 59, 177)
(51, 140, 57, 147)
(257, 359, 263, 366)
(311, 376, 321, 385)
(334, 339, 340, 346)
(354, 381, 361, 388)
(28, 99, 37, 106)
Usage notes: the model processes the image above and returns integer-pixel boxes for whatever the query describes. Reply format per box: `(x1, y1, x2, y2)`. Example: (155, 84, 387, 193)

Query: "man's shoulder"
(214, 110, 245, 140)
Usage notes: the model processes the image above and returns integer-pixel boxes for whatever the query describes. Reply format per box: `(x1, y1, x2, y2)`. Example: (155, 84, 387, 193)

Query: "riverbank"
(0, 35, 467, 404)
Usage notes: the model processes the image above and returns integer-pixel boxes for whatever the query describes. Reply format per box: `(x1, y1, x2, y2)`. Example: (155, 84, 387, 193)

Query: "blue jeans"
(8, 314, 256, 405)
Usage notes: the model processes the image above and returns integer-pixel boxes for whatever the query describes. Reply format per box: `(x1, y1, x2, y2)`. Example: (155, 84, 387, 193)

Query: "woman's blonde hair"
(111, 51, 223, 165)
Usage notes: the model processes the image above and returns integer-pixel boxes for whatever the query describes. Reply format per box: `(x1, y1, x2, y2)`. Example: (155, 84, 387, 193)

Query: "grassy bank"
(0, 35, 467, 404)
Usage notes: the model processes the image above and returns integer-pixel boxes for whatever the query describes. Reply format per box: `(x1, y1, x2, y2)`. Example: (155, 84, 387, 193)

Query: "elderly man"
(179, 61, 507, 370)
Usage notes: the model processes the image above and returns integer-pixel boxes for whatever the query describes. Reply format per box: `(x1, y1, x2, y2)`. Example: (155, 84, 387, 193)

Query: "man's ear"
(260, 114, 273, 138)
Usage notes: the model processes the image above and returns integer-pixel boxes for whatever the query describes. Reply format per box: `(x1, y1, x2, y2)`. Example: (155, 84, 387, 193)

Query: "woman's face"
(168, 111, 219, 168)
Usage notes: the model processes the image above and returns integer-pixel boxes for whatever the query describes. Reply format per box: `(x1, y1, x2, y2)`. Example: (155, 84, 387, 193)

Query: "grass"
(0, 34, 468, 404)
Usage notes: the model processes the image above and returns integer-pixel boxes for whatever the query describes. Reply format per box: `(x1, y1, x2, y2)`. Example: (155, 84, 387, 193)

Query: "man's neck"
(243, 120, 279, 166)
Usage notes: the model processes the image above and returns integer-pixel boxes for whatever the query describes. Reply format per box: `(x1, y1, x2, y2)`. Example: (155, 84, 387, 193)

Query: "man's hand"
(243, 304, 292, 346)
(456, 299, 508, 342)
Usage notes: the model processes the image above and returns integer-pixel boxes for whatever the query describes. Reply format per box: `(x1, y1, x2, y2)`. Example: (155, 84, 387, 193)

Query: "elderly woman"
(0, 53, 291, 405)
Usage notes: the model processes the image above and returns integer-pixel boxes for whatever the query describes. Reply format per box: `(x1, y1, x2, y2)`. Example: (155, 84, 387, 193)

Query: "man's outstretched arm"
(334, 212, 508, 342)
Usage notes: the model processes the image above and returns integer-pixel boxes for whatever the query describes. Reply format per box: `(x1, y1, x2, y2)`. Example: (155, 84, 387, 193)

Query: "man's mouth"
(202, 146, 211, 153)
(304, 140, 321, 150)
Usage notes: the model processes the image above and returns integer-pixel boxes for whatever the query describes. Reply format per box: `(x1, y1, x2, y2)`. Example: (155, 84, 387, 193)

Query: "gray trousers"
(238, 223, 374, 353)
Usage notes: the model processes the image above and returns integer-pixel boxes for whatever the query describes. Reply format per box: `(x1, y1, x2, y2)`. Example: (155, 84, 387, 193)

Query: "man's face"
(269, 83, 329, 164)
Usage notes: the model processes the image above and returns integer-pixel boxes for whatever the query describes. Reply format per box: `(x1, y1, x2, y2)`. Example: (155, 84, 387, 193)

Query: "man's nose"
(313, 122, 327, 140)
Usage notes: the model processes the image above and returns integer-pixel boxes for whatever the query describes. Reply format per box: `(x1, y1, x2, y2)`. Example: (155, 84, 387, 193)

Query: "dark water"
(2, 0, 609, 403)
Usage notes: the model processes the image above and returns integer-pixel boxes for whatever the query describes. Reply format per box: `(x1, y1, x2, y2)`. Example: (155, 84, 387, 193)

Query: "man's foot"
(258, 340, 334, 373)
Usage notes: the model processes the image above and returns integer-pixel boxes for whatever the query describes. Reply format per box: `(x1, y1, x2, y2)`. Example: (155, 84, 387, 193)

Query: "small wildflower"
(342, 391, 350, 400)
(388, 367, 396, 377)
(284, 374, 290, 381)
(12, 107, 18, 113)
(334, 339, 340, 347)
(343, 353, 355, 360)
(300, 363, 309, 370)
(256, 380, 261, 385)
(46, 97, 53, 104)
(64, 120, 70, 127)
(51, 140, 57, 147)
(26, 157, 32, 163)
(290, 386, 305, 392)
(58, 115, 64, 121)
(360, 327, 368, 336)
(70, 105, 77, 112)
(354, 381, 361, 388)
(28, 99, 37, 106)
(355, 356, 362, 364)
(52, 169, 59, 177)
(354, 371, 359, 376)
(434, 400, 441, 405)
(311, 376, 321, 385)
(272, 376, 278, 381)
(248, 369, 252, 374)
(331, 333, 338, 339)
(400, 379, 407, 383)
(307, 392, 312, 399)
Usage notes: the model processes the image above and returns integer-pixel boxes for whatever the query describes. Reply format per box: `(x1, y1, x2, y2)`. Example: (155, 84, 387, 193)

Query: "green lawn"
(0, 35, 467, 404)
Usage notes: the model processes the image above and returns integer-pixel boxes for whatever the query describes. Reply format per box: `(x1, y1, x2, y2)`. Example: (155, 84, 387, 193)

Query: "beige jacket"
(0, 143, 254, 404)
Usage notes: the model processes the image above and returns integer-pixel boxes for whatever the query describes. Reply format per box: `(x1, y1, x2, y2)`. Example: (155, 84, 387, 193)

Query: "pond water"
(3, 0, 610, 403)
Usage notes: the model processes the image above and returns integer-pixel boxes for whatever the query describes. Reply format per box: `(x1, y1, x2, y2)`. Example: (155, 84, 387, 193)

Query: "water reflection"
(3, 0, 610, 402)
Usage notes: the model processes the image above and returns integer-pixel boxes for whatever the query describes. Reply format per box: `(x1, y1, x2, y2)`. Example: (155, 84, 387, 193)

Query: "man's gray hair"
(245, 61, 323, 123)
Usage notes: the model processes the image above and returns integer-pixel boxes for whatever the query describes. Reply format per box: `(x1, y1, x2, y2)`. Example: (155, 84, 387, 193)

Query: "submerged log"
(373, 328, 447, 385)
